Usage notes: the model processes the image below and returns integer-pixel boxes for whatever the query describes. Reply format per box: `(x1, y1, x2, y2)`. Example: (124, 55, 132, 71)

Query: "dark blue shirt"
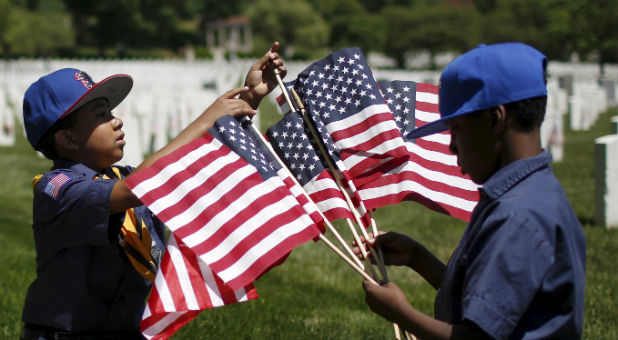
(22, 159, 166, 332)
(434, 151, 586, 339)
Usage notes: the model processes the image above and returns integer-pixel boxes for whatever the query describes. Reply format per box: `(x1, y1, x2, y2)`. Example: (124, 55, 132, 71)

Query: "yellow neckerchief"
(33, 168, 156, 281)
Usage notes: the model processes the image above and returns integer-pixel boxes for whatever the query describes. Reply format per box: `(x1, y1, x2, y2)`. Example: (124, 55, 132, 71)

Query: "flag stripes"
(140, 235, 257, 340)
(127, 128, 321, 291)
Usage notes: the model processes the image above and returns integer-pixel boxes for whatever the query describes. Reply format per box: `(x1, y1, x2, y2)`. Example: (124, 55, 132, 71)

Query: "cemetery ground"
(0, 107, 616, 339)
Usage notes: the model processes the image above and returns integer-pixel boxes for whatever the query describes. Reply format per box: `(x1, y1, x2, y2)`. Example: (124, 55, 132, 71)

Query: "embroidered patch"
(43, 173, 72, 199)
(74, 70, 94, 89)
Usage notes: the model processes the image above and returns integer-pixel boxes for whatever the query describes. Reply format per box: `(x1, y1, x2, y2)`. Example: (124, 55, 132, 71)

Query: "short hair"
(504, 96, 547, 133)
(36, 112, 79, 160)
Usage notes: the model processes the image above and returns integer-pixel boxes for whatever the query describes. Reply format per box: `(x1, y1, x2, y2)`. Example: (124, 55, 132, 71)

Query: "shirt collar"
(53, 158, 100, 179)
(481, 151, 553, 199)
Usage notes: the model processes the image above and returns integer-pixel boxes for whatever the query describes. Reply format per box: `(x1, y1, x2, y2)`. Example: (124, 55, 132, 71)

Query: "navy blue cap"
(23, 68, 133, 150)
(406, 42, 547, 139)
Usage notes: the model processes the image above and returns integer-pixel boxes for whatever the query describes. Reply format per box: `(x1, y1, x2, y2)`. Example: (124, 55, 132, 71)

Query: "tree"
(2, 6, 74, 57)
(382, 5, 480, 68)
(246, 0, 329, 59)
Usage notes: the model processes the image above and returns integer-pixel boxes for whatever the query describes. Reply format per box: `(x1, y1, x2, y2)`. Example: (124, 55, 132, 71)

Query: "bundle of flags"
(127, 47, 479, 339)
(126, 115, 324, 339)
(278, 48, 478, 222)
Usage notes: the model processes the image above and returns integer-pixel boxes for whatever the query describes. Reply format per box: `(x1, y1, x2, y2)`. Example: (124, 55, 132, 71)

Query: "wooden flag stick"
(317, 233, 377, 284)
(273, 68, 295, 113)
(369, 210, 388, 282)
(248, 122, 365, 271)
(289, 87, 389, 281)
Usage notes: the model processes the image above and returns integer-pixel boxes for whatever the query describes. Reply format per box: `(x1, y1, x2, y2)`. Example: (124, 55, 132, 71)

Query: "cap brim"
(63, 74, 133, 117)
(405, 119, 449, 140)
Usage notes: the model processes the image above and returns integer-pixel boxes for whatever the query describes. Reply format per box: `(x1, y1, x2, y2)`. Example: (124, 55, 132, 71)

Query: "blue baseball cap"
(23, 68, 133, 150)
(406, 42, 547, 139)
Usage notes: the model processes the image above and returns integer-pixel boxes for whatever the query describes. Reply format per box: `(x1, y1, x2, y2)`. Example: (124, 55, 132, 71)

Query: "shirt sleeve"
(33, 170, 117, 262)
(459, 211, 554, 339)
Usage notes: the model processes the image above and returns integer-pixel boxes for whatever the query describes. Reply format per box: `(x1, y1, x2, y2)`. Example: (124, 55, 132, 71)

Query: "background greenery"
(0, 0, 616, 69)
(0, 94, 616, 338)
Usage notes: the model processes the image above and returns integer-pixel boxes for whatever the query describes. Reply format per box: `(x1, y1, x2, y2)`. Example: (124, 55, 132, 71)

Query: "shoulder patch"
(43, 173, 72, 199)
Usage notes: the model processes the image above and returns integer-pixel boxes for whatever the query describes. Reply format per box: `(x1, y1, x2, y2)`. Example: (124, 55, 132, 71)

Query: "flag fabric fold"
(355, 80, 479, 220)
(140, 234, 258, 340)
(126, 115, 323, 291)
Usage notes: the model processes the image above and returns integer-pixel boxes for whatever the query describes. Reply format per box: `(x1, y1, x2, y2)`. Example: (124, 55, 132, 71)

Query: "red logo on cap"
(74, 70, 95, 89)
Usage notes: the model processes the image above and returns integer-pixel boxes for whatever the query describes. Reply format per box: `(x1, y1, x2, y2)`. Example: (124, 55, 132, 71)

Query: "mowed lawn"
(0, 106, 616, 339)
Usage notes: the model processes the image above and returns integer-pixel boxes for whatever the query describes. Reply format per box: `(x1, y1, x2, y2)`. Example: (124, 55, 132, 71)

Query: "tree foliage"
(0, 0, 614, 68)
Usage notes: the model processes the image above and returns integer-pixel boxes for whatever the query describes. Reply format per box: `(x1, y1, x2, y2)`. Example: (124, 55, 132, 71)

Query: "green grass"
(1, 107, 616, 339)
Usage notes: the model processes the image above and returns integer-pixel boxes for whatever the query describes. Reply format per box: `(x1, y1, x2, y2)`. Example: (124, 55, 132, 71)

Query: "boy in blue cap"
(356, 43, 586, 339)
(20, 43, 286, 340)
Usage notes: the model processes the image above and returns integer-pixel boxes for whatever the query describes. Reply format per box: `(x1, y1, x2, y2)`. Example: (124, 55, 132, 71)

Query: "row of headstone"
(1, 59, 616, 166)
(595, 116, 618, 228)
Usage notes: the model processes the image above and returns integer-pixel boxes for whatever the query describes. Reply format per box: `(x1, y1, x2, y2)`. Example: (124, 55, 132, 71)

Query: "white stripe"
(420, 133, 451, 146)
(326, 103, 391, 132)
(167, 236, 199, 310)
(198, 191, 302, 263)
(386, 157, 479, 192)
(198, 259, 224, 307)
(141, 312, 188, 339)
(415, 109, 441, 123)
(147, 150, 240, 214)
(215, 213, 314, 283)
(341, 134, 403, 170)
(164, 164, 256, 231)
(180, 176, 282, 248)
(359, 179, 477, 212)
(153, 263, 176, 312)
(406, 142, 458, 167)
(416, 91, 438, 104)
(131, 141, 218, 197)
(234, 286, 250, 302)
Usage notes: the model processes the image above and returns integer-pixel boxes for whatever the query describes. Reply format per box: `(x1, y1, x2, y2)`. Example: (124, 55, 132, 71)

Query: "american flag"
(355, 80, 479, 220)
(266, 111, 366, 223)
(288, 48, 410, 189)
(126, 115, 323, 291)
(140, 234, 258, 340)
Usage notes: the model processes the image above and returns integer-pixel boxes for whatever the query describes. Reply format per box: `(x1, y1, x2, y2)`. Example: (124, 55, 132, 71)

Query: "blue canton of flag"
(378, 80, 416, 135)
(266, 112, 360, 223)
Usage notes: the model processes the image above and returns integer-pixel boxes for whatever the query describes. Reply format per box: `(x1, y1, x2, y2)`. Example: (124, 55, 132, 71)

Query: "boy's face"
(68, 98, 125, 170)
(445, 110, 500, 184)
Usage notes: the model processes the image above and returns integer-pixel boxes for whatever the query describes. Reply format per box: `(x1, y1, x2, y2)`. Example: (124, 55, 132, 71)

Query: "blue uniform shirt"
(22, 159, 166, 332)
(435, 151, 586, 339)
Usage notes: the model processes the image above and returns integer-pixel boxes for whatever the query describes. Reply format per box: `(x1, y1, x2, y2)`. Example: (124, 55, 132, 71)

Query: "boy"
(356, 43, 586, 339)
(21, 43, 286, 339)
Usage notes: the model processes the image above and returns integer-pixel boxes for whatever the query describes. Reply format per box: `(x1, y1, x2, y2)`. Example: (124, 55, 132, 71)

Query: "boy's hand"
(240, 42, 287, 109)
(199, 86, 257, 127)
(353, 231, 418, 268)
(362, 280, 410, 324)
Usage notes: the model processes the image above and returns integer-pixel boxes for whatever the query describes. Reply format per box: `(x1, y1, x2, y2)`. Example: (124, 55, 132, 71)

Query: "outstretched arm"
(110, 42, 287, 214)
(362, 281, 491, 339)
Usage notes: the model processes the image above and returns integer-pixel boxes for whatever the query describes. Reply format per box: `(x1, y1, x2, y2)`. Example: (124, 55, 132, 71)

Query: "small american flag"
(140, 234, 258, 340)
(126, 115, 323, 291)
(355, 80, 479, 220)
(43, 173, 71, 199)
(288, 48, 410, 189)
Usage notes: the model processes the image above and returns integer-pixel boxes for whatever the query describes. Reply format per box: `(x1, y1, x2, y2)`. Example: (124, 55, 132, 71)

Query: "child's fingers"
(222, 86, 250, 99)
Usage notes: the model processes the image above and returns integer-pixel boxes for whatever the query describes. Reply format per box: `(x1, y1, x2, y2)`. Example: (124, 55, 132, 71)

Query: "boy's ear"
(490, 105, 507, 135)
(54, 129, 79, 150)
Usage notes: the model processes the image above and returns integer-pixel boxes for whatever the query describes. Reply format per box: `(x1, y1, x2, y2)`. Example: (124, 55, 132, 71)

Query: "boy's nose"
(112, 116, 123, 130)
